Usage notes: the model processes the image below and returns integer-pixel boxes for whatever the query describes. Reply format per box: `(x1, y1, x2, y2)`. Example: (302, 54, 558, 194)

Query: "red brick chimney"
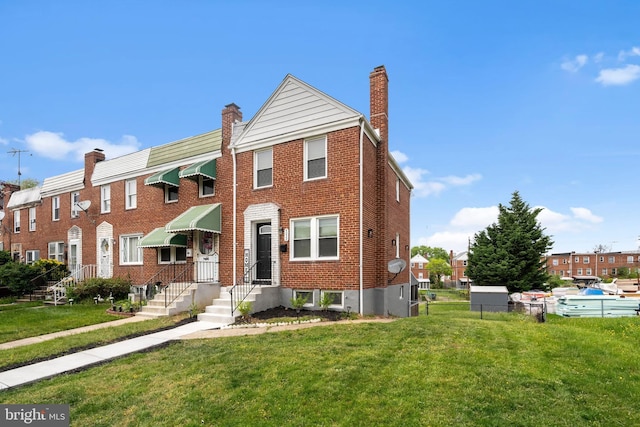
(84, 149, 105, 185)
(222, 103, 242, 147)
(370, 66, 391, 281)
(369, 65, 389, 145)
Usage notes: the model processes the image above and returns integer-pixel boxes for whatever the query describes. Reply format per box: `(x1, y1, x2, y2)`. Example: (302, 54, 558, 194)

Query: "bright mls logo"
(1, 405, 69, 426)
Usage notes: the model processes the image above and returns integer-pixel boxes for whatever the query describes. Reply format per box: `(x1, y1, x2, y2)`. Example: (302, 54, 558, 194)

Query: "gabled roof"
(232, 74, 361, 151)
(411, 254, 428, 263)
(7, 186, 42, 210)
(147, 129, 221, 168)
(41, 169, 84, 197)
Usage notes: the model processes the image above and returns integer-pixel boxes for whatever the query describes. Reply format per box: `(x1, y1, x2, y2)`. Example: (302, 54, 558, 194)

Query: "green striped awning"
(165, 203, 221, 233)
(139, 227, 187, 248)
(144, 167, 180, 187)
(179, 159, 216, 181)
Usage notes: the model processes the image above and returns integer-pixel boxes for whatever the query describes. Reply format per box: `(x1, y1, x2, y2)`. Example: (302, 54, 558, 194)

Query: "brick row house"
(546, 251, 640, 279)
(0, 66, 415, 319)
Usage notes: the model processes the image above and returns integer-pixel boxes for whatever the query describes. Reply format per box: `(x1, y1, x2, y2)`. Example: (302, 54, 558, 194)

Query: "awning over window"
(179, 159, 216, 181)
(144, 167, 180, 187)
(139, 227, 187, 248)
(165, 203, 221, 233)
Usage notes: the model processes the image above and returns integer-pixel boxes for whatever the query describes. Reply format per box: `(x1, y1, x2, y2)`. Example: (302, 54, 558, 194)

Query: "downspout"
(359, 117, 365, 315)
(231, 145, 237, 287)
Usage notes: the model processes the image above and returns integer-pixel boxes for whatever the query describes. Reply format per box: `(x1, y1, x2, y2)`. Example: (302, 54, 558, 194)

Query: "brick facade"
(3, 66, 414, 316)
(545, 251, 640, 279)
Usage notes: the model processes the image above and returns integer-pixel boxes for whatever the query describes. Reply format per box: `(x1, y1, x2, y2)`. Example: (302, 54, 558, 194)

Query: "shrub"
(237, 301, 252, 319)
(31, 259, 69, 284)
(290, 294, 308, 311)
(0, 262, 40, 295)
(0, 251, 11, 266)
(70, 277, 133, 302)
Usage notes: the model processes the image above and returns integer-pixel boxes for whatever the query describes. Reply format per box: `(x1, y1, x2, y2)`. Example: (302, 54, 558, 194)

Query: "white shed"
(470, 285, 509, 312)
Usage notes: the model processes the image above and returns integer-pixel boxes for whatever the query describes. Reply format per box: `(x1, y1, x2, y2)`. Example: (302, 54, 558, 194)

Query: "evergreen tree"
(467, 191, 553, 293)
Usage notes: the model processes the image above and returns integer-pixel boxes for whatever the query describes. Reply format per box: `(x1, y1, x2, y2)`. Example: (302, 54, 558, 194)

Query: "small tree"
(426, 258, 452, 288)
(0, 262, 40, 295)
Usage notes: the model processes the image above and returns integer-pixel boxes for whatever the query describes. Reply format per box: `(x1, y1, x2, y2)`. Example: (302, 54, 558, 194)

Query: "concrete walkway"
(0, 320, 223, 390)
(0, 317, 394, 390)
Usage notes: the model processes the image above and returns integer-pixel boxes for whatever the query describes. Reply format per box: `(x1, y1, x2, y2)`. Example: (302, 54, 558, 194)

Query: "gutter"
(359, 117, 365, 315)
(231, 144, 237, 287)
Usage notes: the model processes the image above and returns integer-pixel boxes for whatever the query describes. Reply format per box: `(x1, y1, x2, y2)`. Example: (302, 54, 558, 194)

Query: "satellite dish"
(387, 258, 407, 274)
(0, 211, 5, 221)
(75, 200, 91, 211)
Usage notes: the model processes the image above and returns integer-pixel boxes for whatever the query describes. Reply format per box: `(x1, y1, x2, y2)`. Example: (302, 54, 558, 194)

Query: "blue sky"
(1, 1, 639, 255)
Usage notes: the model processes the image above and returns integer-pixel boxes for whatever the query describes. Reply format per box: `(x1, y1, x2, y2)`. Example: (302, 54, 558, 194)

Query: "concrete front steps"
(137, 282, 198, 318)
(198, 285, 273, 324)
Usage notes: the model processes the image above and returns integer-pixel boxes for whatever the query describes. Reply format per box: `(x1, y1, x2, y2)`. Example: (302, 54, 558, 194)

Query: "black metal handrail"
(163, 263, 195, 308)
(229, 261, 261, 316)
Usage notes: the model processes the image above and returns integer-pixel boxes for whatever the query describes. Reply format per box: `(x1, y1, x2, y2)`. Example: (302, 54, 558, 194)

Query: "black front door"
(256, 223, 272, 281)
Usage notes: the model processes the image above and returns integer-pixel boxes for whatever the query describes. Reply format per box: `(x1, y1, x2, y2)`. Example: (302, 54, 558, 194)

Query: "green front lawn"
(0, 301, 121, 344)
(2, 303, 640, 426)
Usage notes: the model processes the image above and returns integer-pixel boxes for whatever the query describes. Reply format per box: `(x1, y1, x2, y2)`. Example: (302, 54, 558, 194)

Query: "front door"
(99, 238, 112, 278)
(197, 231, 217, 282)
(256, 223, 271, 282)
(69, 239, 80, 279)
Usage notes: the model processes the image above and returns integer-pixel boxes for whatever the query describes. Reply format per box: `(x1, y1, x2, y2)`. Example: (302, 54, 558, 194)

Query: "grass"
(2, 303, 640, 426)
(0, 301, 126, 344)
(0, 314, 189, 371)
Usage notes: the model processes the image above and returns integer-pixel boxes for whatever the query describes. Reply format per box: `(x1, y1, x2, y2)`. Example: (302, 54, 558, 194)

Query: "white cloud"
(569, 207, 603, 223)
(402, 166, 482, 198)
(0, 137, 7, 145)
(537, 206, 603, 233)
(415, 205, 604, 254)
(440, 174, 482, 186)
(390, 150, 408, 163)
(617, 46, 640, 62)
(450, 206, 498, 229)
(24, 131, 141, 162)
(561, 54, 588, 72)
(593, 52, 604, 63)
(595, 64, 640, 86)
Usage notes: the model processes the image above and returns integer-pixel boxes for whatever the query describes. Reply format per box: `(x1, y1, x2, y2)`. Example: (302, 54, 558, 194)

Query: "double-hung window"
(304, 136, 327, 180)
(165, 185, 179, 203)
(199, 177, 215, 197)
(291, 215, 338, 260)
(120, 234, 142, 265)
(25, 250, 40, 264)
(255, 148, 273, 188)
(13, 210, 20, 233)
(125, 179, 137, 209)
(29, 207, 36, 231)
(48, 241, 65, 262)
(101, 184, 111, 213)
(52, 196, 60, 221)
(71, 191, 80, 218)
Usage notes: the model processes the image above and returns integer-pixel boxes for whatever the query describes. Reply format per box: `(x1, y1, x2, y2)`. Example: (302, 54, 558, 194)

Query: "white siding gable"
(41, 170, 84, 197)
(92, 149, 151, 186)
(234, 75, 361, 151)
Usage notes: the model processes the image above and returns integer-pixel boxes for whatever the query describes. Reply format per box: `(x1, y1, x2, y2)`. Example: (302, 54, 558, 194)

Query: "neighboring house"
(0, 181, 20, 251)
(410, 254, 430, 289)
(545, 251, 640, 279)
(2, 66, 415, 318)
(450, 250, 470, 289)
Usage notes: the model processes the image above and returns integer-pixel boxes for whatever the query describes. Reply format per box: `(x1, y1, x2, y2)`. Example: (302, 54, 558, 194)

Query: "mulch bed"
(234, 305, 343, 324)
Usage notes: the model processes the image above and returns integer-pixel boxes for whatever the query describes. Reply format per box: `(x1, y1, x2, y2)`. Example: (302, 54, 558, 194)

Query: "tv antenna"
(7, 148, 30, 187)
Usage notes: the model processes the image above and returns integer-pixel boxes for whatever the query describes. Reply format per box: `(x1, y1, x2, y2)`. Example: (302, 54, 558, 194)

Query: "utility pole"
(7, 148, 29, 188)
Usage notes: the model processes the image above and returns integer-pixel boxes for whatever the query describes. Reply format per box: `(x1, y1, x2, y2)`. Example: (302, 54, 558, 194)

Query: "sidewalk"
(0, 320, 224, 390)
